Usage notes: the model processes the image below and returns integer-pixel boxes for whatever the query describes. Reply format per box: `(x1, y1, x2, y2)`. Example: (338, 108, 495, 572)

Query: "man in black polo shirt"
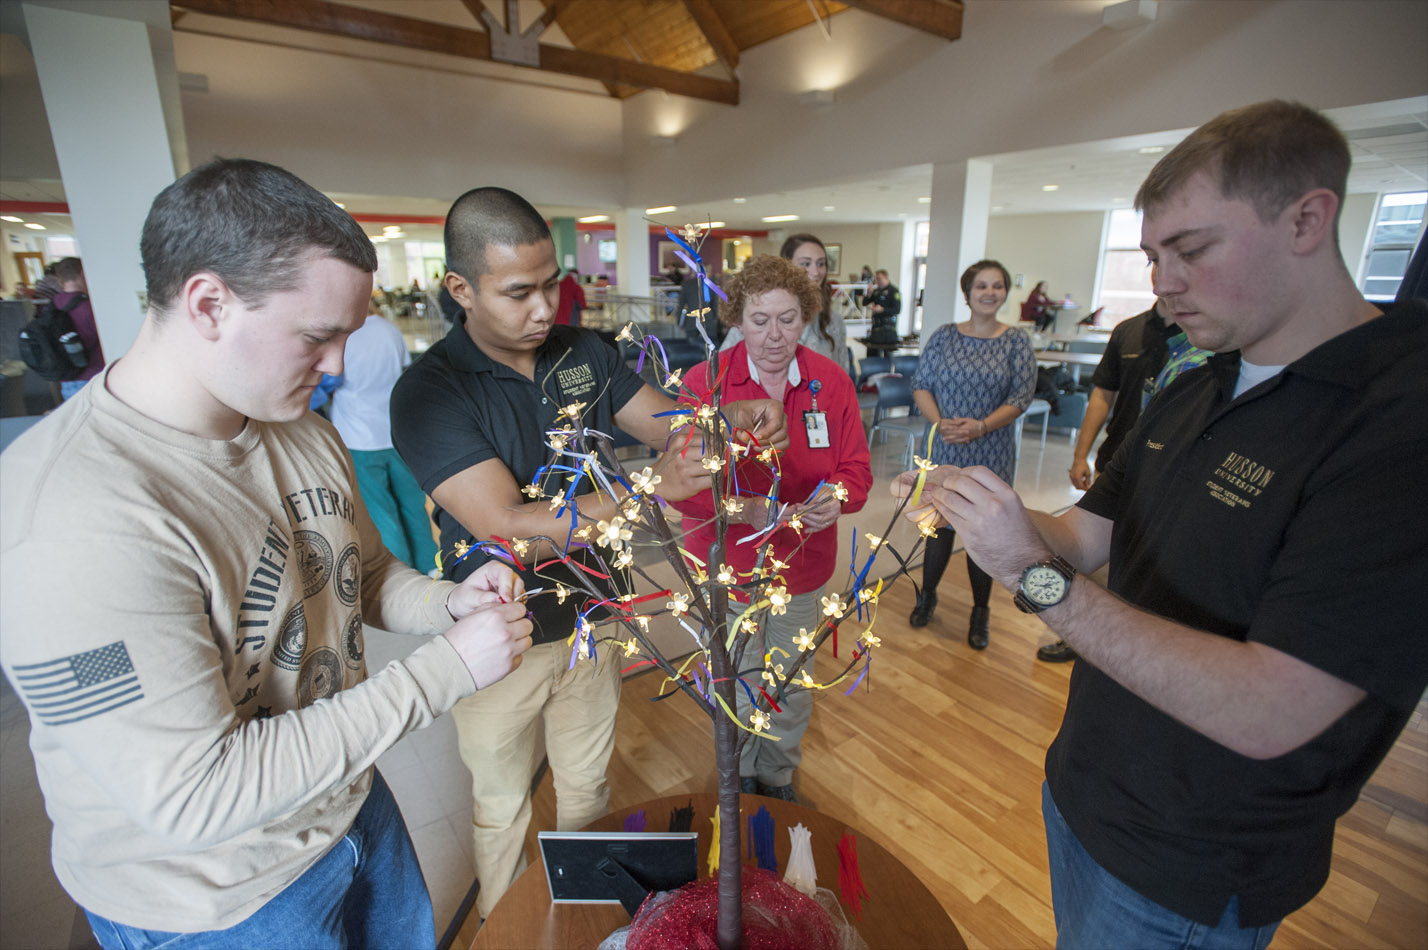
(390, 187, 784, 919)
(1037, 297, 1206, 664)
(898, 100, 1427, 947)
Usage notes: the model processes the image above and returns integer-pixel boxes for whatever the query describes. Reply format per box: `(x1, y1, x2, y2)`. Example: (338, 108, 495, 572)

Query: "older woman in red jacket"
(674, 255, 872, 802)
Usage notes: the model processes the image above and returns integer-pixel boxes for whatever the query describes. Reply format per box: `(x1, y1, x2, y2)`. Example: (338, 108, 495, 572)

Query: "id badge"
(804, 410, 830, 448)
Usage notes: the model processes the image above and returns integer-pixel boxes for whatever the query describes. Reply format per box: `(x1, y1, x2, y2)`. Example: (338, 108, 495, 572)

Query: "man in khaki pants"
(391, 186, 786, 917)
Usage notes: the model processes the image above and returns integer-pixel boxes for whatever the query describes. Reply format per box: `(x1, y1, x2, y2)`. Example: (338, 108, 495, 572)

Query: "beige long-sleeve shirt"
(0, 368, 474, 931)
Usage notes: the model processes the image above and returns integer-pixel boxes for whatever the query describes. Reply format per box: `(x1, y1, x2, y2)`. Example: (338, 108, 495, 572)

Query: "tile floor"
(0, 421, 1089, 948)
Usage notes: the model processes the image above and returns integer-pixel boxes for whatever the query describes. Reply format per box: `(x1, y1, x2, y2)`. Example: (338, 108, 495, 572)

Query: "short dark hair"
(720, 255, 822, 329)
(444, 187, 551, 281)
(959, 260, 1012, 304)
(53, 257, 83, 283)
(1136, 100, 1350, 225)
(140, 158, 375, 316)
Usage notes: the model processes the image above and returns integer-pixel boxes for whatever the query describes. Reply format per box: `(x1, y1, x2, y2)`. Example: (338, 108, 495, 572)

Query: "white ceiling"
(9, 103, 1420, 244)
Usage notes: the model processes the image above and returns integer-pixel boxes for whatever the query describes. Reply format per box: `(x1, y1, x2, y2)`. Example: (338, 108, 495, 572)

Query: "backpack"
(19, 294, 89, 381)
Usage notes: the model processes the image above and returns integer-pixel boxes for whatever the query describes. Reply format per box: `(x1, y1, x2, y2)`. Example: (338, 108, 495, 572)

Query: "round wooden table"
(472, 792, 966, 948)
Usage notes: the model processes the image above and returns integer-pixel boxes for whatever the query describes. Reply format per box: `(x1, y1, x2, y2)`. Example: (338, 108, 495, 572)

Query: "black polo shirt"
(1089, 306, 1180, 471)
(390, 323, 644, 644)
(1048, 299, 1428, 927)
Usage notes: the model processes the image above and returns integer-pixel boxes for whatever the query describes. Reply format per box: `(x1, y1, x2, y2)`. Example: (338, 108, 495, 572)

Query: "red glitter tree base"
(626, 867, 841, 950)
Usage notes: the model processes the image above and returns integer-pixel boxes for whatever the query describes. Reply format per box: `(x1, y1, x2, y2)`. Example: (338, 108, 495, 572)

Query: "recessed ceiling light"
(991, 205, 1006, 212)
(383, 225, 402, 232)
(695, 221, 725, 229)
(0, 215, 22, 223)
(917, 196, 931, 204)
(823, 205, 835, 212)
(1042, 185, 1060, 192)
(24, 223, 45, 230)
(577, 214, 610, 224)
(732, 197, 747, 204)
(370, 235, 386, 243)
(1138, 145, 1166, 155)
(898, 212, 908, 218)
(761, 214, 799, 223)
(1112, 196, 1129, 203)
(646, 205, 677, 215)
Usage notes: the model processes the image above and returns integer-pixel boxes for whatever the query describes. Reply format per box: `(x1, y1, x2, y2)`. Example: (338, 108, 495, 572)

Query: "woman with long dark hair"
(721, 233, 847, 365)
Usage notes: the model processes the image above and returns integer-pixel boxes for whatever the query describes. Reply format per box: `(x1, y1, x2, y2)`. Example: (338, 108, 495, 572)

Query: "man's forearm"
(1073, 388, 1114, 462)
(1040, 578, 1365, 760)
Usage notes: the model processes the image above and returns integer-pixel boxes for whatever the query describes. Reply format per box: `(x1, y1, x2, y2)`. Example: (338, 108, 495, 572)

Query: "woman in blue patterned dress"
(909, 260, 1037, 648)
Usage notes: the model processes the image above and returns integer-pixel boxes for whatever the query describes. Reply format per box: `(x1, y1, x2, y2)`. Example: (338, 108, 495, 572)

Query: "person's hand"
(792, 496, 842, 533)
(727, 399, 789, 453)
(729, 495, 774, 529)
(446, 561, 524, 619)
(901, 465, 1050, 588)
(442, 601, 533, 690)
(653, 444, 712, 503)
(1069, 458, 1092, 491)
(942, 417, 982, 444)
(870, 303, 883, 313)
(936, 417, 960, 443)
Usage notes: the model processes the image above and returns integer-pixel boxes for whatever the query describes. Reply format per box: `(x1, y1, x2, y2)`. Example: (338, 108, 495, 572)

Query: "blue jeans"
(85, 770, 435, 950)
(1042, 783, 1280, 950)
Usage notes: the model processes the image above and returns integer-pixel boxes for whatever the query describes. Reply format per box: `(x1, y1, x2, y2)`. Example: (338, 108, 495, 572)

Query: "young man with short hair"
(900, 100, 1427, 948)
(391, 186, 786, 918)
(1, 159, 533, 949)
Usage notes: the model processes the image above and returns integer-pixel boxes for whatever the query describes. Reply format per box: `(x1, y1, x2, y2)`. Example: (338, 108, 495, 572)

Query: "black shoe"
(909, 589, 938, 627)
(967, 605, 990, 650)
(740, 776, 759, 794)
(757, 781, 798, 803)
(1036, 640, 1077, 663)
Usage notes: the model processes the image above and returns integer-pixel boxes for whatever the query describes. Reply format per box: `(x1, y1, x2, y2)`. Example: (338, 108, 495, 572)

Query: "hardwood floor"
(523, 553, 1428, 949)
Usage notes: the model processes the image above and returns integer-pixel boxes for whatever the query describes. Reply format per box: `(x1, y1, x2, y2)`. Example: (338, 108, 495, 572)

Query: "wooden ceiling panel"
(711, 0, 849, 51)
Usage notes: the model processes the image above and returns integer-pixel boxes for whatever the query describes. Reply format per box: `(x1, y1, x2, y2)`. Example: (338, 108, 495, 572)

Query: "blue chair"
(856, 356, 891, 388)
(892, 355, 920, 377)
(867, 374, 927, 469)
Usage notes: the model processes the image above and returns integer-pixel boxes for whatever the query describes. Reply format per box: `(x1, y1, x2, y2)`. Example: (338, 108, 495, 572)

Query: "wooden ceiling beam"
(172, 0, 739, 104)
(679, 0, 739, 76)
(840, 0, 963, 41)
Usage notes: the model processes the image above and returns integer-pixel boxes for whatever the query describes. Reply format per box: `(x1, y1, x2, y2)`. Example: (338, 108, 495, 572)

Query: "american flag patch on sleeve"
(11, 642, 144, 726)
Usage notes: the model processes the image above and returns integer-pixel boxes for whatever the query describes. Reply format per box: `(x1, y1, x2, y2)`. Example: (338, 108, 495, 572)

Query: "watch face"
(1025, 565, 1067, 605)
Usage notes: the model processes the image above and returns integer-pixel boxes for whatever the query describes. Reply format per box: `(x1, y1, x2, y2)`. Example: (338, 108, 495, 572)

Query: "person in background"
(677, 254, 871, 803)
(721, 233, 848, 365)
(33, 262, 61, 302)
(52, 257, 105, 401)
(864, 268, 901, 357)
(1038, 297, 1207, 664)
(324, 296, 439, 573)
(555, 267, 586, 326)
(1020, 279, 1057, 332)
(909, 259, 1036, 648)
(898, 99, 1427, 949)
(0, 157, 532, 950)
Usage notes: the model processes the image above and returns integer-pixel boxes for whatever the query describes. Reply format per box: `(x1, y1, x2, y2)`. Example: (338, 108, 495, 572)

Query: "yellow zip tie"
(707, 810, 721, 875)
(713, 692, 781, 740)
(725, 598, 770, 650)
(911, 426, 937, 505)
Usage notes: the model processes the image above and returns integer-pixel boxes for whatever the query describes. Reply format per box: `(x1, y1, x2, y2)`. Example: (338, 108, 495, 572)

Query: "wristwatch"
(1014, 555, 1077, 614)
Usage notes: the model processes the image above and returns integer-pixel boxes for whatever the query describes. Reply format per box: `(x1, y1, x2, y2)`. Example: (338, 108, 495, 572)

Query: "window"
(1095, 209, 1154, 326)
(1361, 191, 1425, 302)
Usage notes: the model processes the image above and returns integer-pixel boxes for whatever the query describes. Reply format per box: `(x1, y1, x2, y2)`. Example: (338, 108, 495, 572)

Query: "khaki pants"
(451, 637, 621, 918)
(736, 589, 821, 787)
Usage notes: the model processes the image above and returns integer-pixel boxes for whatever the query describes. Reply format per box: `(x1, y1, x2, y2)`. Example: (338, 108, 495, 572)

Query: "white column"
(23, 1, 181, 357)
(923, 158, 993, 337)
(614, 207, 651, 299)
